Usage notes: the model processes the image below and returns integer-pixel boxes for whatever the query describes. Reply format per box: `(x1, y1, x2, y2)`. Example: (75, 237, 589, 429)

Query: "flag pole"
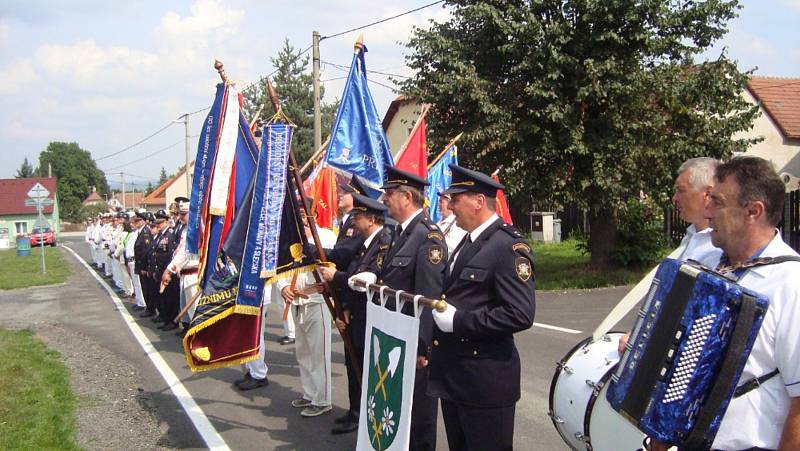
(393, 103, 430, 164)
(299, 136, 330, 175)
(350, 280, 447, 311)
(266, 78, 363, 383)
(427, 132, 463, 170)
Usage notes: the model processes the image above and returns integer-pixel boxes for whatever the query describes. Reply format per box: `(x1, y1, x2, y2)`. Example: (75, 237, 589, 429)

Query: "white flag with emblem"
(356, 299, 419, 451)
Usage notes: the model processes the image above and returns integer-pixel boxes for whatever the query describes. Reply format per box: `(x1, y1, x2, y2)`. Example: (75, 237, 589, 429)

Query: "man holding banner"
(429, 165, 535, 451)
(373, 165, 446, 451)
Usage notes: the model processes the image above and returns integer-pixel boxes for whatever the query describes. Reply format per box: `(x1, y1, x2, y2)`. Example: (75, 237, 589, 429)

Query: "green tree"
(158, 167, 168, 185)
(242, 39, 339, 164)
(36, 142, 109, 223)
(15, 157, 36, 178)
(402, 0, 759, 268)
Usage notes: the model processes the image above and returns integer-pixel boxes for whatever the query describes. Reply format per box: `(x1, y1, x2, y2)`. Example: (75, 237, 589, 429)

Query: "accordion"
(606, 259, 769, 449)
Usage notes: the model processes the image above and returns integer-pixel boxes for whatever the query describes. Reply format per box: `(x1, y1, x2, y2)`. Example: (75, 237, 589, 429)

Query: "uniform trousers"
(440, 399, 515, 451)
(410, 368, 438, 451)
(159, 279, 180, 322)
(129, 262, 146, 307)
(291, 302, 332, 407)
(283, 307, 296, 339)
(344, 310, 366, 415)
(119, 258, 132, 295)
(91, 243, 99, 266)
(140, 274, 156, 314)
(179, 273, 199, 324)
(104, 251, 112, 276)
(111, 255, 121, 288)
(244, 307, 269, 379)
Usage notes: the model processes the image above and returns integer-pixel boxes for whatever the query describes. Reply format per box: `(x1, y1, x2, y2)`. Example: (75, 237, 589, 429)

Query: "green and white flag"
(356, 300, 419, 451)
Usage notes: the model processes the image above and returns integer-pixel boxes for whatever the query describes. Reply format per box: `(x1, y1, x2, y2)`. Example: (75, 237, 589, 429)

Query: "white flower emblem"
(367, 395, 376, 422)
(381, 407, 395, 436)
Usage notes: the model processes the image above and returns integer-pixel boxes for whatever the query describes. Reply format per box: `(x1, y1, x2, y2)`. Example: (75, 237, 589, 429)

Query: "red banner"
(492, 173, 513, 224)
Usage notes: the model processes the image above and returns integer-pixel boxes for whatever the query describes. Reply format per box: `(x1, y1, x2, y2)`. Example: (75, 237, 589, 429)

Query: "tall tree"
(15, 157, 36, 178)
(402, 0, 759, 268)
(158, 167, 168, 185)
(242, 39, 339, 164)
(36, 142, 110, 222)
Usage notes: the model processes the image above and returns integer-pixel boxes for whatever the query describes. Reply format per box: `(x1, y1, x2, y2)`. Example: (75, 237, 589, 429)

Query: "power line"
(320, 0, 445, 41)
(322, 60, 412, 79)
(101, 138, 185, 172)
(95, 121, 176, 162)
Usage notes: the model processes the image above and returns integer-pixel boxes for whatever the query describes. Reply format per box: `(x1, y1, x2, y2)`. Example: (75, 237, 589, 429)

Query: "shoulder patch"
(512, 243, 532, 253)
(515, 257, 533, 282)
(428, 245, 444, 265)
(427, 231, 444, 241)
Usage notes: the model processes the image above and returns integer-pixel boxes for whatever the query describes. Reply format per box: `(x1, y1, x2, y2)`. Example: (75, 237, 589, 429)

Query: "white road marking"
(63, 244, 230, 451)
(532, 322, 581, 334)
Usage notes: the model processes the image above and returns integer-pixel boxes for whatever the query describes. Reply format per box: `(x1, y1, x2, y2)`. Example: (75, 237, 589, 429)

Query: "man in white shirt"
(435, 192, 467, 254)
(672, 157, 723, 265)
(651, 156, 800, 451)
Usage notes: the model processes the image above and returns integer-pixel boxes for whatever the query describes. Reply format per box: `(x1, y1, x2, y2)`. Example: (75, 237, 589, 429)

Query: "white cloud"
(157, 0, 245, 41)
(34, 40, 158, 87)
(778, 0, 800, 10)
(0, 58, 38, 94)
(0, 19, 9, 47)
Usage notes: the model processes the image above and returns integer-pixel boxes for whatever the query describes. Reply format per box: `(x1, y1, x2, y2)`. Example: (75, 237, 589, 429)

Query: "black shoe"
(237, 377, 269, 391)
(331, 419, 359, 434)
(140, 311, 155, 318)
(150, 316, 163, 323)
(334, 411, 358, 424)
(132, 305, 145, 311)
(159, 323, 179, 331)
(279, 336, 296, 345)
(234, 373, 253, 387)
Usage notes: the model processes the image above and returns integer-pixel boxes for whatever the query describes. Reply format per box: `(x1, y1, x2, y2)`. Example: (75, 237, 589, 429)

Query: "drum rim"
(548, 332, 625, 450)
(583, 360, 620, 448)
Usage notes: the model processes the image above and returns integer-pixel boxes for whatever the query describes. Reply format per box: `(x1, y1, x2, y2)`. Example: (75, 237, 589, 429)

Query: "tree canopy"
(402, 0, 759, 267)
(242, 39, 339, 164)
(15, 157, 36, 178)
(36, 142, 109, 223)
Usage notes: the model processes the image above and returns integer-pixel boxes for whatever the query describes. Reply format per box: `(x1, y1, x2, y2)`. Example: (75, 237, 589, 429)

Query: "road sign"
(27, 182, 50, 199)
(24, 197, 55, 207)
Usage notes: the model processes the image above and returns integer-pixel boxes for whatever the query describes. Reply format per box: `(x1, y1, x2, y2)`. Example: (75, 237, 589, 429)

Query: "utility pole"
(312, 31, 322, 155)
(120, 172, 126, 209)
(174, 114, 191, 196)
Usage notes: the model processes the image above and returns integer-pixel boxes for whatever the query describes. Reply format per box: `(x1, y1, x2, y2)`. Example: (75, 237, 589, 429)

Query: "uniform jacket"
(148, 228, 175, 279)
(133, 226, 153, 274)
(378, 212, 447, 355)
(428, 218, 535, 407)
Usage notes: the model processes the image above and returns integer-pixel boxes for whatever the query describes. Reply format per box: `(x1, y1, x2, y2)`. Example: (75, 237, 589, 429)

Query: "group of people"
(85, 197, 199, 336)
(624, 156, 799, 451)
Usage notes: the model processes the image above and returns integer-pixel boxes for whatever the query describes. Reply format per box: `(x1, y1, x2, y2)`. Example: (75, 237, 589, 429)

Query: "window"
(15, 222, 28, 235)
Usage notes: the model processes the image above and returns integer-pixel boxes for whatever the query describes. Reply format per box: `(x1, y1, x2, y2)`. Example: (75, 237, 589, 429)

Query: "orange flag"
(306, 166, 338, 229)
(394, 111, 428, 178)
(492, 173, 513, 224)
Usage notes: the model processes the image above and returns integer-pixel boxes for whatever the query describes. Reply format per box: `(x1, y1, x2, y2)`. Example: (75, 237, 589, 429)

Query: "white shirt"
(712, 232, 800, 450)
(124, 228, 139, 259)
(276, 227, 337, 306)
(450, 213, 499, 271)
(399, 209, 424, 233)
(436, 213, 468, 254)
(679, 224, 721, 266)
(362, 226, 382, 250)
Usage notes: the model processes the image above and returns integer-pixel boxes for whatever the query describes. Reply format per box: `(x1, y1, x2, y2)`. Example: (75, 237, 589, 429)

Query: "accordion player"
(606, 258, 770, 449)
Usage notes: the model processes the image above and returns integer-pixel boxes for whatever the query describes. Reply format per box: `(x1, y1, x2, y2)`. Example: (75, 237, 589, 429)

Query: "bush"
(610, 198, 669, 268)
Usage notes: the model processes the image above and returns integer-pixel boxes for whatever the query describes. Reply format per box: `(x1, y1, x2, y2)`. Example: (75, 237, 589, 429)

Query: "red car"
(30, 227, 57, 247)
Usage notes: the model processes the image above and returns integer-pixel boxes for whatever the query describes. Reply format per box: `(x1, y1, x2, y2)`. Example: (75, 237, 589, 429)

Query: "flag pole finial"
(354, 33, 364, 53)
(214, 59, 228, 84)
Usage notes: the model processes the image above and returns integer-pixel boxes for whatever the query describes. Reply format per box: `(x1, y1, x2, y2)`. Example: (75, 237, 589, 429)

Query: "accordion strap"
(684, 293, 759, 450)
(733, 368, 780, 398)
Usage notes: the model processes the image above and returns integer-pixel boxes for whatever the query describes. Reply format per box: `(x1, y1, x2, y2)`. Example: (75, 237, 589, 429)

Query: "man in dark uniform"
(429, 165, 535, 451)
(134, 210, 155, 318)
(318, 192, 393, 434)
(329, 175, 370, 268)
(148, 209, 178, 329)
(374, 165, 447, 451)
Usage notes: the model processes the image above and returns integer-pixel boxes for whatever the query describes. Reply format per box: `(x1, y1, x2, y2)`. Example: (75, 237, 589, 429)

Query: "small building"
(82, 190, 105, 207)
(740, 76, 800, 176)
(382, 95, 425, 157)
(140, 162, 194, 212)
(0, 177, 60, 239)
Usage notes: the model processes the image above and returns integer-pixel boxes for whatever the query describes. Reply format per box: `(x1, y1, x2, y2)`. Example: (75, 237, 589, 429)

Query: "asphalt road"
(51, 236, 638, 450)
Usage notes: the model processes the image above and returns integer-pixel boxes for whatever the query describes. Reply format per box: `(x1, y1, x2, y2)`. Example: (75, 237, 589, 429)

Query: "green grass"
(0, 247, 71, 290)
(0, 329, 81, 450)
(533, 239, 664, 290)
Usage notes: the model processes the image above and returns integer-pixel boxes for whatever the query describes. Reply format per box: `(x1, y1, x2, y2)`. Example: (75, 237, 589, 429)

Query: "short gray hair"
(677, 157, 721, 190)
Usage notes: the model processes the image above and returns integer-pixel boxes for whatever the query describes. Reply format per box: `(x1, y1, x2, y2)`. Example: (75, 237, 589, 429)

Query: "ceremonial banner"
(492, 173, 513, 224)
(394, 108, 428, 178)
(208, 84, 242, 215)
(305, 165, 338, 230)
(426, 144, 458, 222)
(324, 40, 393, 197)
(357, 300, 419, 451)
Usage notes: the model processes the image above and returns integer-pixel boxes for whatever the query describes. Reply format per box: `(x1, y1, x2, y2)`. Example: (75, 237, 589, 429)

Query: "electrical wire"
(95, 121, 176, 161)
(101, 138, 185, 172)
(320, 0, 444, 41)
(322, 60, 412, 78)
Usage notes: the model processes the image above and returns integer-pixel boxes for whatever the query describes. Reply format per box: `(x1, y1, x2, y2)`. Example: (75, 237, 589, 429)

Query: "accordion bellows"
(606, 259, 769, 449)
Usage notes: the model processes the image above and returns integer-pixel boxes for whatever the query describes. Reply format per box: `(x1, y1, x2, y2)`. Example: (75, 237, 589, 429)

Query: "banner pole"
(427, 132, 463, 170)
(266, 78, 364, 384)
(351, 279, 448, 312)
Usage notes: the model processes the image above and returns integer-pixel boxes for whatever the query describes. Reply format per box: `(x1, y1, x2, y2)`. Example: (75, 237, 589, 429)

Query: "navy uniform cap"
(116, 211, 127, 219)
(382, 165, 429, 191)
(174, 196, 190, 204)
(340, 175, 369, 196)
(134, 210, 149, 220)
(154, 209, 170, 220)
(351, 192, 388, 216)
(145, 212, 156, 224)
(443, 164, 504, 197)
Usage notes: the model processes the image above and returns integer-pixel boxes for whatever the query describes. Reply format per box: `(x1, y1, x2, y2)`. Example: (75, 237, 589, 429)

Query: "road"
(41, 236, 640, 450)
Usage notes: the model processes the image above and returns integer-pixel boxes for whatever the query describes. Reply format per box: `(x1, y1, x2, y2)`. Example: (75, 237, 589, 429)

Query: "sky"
(0, 0, 798, 189)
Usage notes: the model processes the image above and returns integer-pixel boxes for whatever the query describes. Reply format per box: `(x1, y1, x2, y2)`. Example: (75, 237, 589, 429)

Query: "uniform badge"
(513, 243, 532, 253)
(346, 228, 354, 237)
(428, 246, 443, 265)
(377, 254, 384, 269)
(515, 257, 532, 282)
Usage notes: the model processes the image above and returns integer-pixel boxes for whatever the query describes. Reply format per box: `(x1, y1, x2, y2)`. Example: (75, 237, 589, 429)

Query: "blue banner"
(324, 45, 393, 196)
(187, 83, 225, 254)
(426, 145, 458, 222)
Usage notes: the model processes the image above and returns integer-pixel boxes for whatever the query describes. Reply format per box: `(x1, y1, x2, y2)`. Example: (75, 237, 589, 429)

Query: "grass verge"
(0, 247, 71, 290)
(533, 239, 665, 290)
(0, 329, 80, 450)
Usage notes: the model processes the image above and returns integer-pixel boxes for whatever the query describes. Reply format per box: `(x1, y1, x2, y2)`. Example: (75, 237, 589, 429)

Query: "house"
(382, 95, 425, 157)
(108, 192, 145, 210)
(0, 177, 60, 238)
(740, 76, 800, 176)
(82, 190, 105, 207)
(140, 162, 195, 212)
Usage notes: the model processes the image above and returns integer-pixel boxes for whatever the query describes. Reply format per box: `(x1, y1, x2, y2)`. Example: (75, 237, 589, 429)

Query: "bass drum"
(548, 333, 645, 451)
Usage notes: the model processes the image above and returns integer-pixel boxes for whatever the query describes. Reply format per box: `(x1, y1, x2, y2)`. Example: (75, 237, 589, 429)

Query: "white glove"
(348, 272, 377, 292)
(432, 303, 457, 333)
